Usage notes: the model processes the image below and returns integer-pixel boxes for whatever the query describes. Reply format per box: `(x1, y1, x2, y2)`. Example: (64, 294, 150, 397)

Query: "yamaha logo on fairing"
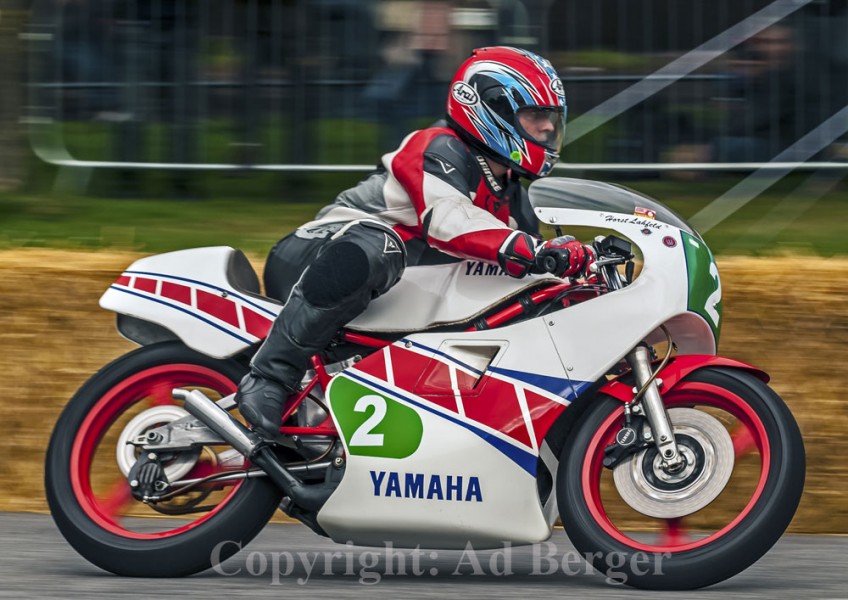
(550, 78, 565, 97)
(371, 470, 483, 502)
(452, 81, 479, 106)
(465, 261, 508, 277)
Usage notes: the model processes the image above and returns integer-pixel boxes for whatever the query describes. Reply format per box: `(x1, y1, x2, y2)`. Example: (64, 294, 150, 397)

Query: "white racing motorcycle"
(45, 177, 805, 589)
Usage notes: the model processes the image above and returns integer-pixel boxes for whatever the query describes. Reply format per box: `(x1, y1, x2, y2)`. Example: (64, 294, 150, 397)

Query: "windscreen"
(529, 177, 699, 237)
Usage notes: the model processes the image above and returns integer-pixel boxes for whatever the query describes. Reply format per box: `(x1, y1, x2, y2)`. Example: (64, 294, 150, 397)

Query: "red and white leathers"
(302, 125, 541, 275)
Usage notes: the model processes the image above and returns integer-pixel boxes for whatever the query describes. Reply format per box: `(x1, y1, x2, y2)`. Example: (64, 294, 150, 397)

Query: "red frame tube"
(341, 331, 391, 348)
(277, 356, 341, 436)
(466, 282, 572, 331)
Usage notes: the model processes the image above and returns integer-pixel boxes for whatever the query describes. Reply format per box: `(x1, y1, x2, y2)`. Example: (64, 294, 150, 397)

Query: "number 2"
(350, 395, 386, 446)
(705, 261, 722, 328)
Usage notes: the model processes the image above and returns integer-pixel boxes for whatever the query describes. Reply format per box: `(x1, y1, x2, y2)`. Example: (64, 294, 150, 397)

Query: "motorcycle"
(45, 177, 805, 589)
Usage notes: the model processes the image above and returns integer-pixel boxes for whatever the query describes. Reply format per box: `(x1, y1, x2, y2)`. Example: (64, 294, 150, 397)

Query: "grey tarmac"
(0, 512, 845, 599)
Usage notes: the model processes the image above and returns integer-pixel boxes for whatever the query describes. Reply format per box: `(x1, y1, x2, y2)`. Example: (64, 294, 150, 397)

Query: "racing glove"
(498, 232, 593, 279)
(533, 235, 594, 279)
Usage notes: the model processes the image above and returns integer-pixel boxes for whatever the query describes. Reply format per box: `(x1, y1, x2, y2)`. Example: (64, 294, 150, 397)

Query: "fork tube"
(627, 345, 684, 470)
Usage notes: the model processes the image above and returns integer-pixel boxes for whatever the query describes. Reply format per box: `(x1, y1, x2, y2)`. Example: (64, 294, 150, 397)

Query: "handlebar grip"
(542, 255, 558, 273)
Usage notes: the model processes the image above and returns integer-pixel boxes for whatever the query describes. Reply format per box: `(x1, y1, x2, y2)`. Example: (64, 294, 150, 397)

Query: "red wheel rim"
(70, 364, 243, 540)
(581, 381, 771, 553)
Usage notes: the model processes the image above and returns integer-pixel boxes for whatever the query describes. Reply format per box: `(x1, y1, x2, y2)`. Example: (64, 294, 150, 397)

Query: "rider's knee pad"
(300, 241, 370, 308)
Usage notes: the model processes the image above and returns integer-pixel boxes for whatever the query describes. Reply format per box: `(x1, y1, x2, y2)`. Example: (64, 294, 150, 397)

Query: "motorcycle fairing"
(532, 202, 720, 389)
(99, 247, 282, 358)
(317, 320, 584, 549)
(681, 231, 723, 345)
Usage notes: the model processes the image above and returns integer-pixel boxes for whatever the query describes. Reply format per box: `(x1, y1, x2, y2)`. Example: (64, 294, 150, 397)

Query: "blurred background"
(0, 0, 846, 531)
(1, 0, 846, 197)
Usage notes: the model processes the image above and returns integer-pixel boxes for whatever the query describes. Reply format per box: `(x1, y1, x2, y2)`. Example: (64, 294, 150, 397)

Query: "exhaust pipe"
(174, 388, 333, 512)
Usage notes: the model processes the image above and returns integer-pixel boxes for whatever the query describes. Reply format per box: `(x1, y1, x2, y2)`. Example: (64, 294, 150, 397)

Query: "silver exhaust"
(174, 389, 262, 457)
(171, 388, 335, 512)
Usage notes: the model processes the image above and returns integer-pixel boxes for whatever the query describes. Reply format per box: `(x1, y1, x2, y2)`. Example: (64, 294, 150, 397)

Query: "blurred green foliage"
(4, 118, 847, 257)
(3, 171, 847, 257)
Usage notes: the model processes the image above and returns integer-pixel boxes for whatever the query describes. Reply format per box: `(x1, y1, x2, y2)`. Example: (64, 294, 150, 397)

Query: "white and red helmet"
(446, 47, 567, 179)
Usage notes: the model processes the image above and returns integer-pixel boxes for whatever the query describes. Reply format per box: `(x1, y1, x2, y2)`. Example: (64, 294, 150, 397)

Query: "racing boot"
(236, 283, 360, 438)
(238, 229, 404, 438)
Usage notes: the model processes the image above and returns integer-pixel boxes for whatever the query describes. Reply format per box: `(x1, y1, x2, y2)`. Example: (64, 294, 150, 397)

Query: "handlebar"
(541, 255, 559, 273)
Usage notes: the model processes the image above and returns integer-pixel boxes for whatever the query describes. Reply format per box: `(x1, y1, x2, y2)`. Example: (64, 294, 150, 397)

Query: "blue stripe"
(400, 338, 484, 375)
(125, 270, 278, 318)
(344, 370, 537, 476)
(110, 285, 254, 345)
(488, 366, 591, 401)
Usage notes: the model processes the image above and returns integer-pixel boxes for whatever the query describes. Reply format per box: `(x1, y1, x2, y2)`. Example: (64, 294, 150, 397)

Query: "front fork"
(626, 345, 685, 470)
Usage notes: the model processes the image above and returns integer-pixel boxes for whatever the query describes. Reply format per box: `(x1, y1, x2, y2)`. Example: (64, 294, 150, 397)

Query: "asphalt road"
(1, 512, 845, 599)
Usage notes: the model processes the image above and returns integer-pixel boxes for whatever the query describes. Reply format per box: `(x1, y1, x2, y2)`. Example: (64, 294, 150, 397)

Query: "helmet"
(446, 47, 567, 179)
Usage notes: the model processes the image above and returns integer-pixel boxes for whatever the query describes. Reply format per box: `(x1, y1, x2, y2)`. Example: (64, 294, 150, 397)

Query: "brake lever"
(588, 256, 627, 273)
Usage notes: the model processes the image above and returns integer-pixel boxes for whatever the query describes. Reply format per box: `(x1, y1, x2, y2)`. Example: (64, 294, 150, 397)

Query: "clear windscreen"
(529, 177, 699, 237)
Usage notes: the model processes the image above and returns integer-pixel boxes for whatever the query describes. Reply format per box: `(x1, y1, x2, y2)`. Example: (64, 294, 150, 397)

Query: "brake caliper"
(127, 452, 170, 502)
(602, 408, 651, 470)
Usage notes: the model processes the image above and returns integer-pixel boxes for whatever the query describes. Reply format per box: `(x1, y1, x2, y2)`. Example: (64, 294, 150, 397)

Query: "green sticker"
(682, 231, 723, 344)
(510, 150, 521, 162)
(329, 375, 423, 459)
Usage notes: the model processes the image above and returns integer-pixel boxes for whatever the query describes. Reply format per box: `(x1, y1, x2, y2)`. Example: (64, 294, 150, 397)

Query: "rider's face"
(519, 109, 555, 142)
(516, 107, 562, 149)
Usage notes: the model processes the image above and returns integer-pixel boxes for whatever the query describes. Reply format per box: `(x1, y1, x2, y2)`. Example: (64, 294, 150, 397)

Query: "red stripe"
(353, 348, 388, 382)
(523, 390, 566, 448)
(160, 281, 191, 305)
(242, 307, 273, 339)
(388, 345, 431, 392)
(419, 393, 459, 414)
(464, 377, 532, 447)
(133, 277, 157, 293)
(455, 369, 480, 392)
(414, 358, 461, 414)
(196, 290, 239, 328)
(415, 359, 454, 396)
(115, 275, 130, 287)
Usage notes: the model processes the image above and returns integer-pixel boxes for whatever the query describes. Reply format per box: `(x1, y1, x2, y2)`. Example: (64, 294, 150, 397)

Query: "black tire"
(557, 367, 805, 590)
(45, 342, 283, 577)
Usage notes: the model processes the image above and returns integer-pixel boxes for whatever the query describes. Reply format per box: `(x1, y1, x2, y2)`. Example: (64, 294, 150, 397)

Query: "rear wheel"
(45, 342, 283, 576)
(558, 367, 805, 589)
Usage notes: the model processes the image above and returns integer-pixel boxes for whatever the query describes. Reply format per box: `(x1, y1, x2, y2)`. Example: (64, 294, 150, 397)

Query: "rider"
(236, 46, 594, 437)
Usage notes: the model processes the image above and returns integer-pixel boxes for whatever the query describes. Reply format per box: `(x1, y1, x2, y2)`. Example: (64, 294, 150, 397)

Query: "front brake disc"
(612, 407, 735, 519)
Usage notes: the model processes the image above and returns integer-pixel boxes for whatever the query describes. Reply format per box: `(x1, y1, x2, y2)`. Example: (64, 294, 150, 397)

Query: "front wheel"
(558, 367, 805, 590)
(45, 342, 283, 577)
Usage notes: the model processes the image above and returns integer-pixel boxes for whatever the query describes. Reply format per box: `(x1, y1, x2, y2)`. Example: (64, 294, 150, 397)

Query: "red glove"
(498, 232, 593, 279)
(533, 236, 594, 278)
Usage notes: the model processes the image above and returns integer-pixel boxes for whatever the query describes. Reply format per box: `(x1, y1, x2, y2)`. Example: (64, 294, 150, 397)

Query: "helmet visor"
(516, 107, 565, 152)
